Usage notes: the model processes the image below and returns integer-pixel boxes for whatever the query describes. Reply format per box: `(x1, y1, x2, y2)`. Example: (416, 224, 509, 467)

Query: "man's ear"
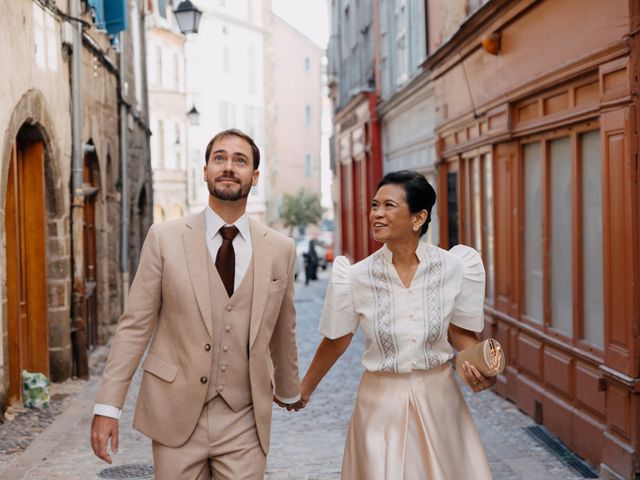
(252, 169, 260, 186)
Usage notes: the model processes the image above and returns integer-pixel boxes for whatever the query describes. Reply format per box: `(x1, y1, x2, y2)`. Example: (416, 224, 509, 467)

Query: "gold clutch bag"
(455, 339, 505, 383)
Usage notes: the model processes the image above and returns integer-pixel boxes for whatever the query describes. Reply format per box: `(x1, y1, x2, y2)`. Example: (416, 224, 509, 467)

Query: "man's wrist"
(94, 404, 122, 420)
(274, 393, 301, 404)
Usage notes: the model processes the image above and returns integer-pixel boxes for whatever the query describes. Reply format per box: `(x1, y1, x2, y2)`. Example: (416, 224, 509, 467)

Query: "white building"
(146, 1, 189, 223)
(186, 0, 269, 220)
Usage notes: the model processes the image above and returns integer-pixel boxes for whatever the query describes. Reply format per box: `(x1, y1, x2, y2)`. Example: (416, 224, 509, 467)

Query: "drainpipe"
(119, 31, 130, 304)
(69, 0, 89, 379)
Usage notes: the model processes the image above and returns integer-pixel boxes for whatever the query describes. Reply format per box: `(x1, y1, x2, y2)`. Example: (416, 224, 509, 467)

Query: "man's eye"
(214, 155, 225, 162)
(236, 158, 247, 165)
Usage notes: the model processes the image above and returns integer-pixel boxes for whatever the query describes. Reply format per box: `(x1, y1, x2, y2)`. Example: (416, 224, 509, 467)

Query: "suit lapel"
(249, 218, 272, 349)
(183, 211, 214, 339)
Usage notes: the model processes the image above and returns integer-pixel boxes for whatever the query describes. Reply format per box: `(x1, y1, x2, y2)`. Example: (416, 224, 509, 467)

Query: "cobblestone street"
(0, 267, 596, 479)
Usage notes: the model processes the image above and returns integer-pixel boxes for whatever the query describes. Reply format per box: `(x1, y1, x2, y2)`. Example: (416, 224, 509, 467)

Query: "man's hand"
(273, 396, 305, 412)
(91, 415, 119, 464)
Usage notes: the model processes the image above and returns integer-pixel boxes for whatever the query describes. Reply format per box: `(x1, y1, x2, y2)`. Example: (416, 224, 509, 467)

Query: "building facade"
(329, 0, 640, 476)
(328, 0, 382, 262)
(265, 15, 323, 232)
(146, 1, 189, 224)
(0, 0, 152, 412)
(430, 1, 639, 477)
(186, 0, 269, 220)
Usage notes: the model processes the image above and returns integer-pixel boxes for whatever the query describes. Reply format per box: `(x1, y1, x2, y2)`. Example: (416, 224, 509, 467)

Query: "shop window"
(550, 137, 573, 336)
(524, 142, 543, 324)
(447, 171, 458, 248)
(519, 127, 603, 347)
(581, 130, 603, 347)
(482, 154, 495, 303)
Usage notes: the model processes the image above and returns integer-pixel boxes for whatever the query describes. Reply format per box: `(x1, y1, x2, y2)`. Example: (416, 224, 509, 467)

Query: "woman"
(300, 170, 494, 479)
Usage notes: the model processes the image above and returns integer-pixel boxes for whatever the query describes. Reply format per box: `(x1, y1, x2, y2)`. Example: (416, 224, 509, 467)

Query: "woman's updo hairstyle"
(376, 170, 436, 237)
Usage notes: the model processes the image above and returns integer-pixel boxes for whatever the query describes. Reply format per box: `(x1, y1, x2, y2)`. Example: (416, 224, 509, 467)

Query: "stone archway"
(0, 90, 70, 409)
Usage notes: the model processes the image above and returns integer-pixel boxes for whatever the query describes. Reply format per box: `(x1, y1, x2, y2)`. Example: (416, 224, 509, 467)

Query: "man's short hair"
(204, 129, 260, 169)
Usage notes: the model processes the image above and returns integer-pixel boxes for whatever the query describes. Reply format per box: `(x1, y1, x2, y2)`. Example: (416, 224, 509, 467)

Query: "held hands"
(273, 382, 314, 411)
(91, 415, 119, 464)
(273, 395, 305, 412)
(462, 361, 496, 393)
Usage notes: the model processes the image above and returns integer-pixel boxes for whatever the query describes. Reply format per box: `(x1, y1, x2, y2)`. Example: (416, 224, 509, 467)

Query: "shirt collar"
(205, 206, 250, 241)
(381, 241, 428, 263)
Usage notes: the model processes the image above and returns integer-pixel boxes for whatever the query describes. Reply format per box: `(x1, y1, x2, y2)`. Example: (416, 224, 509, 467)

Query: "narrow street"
(0, 268, 594, 479)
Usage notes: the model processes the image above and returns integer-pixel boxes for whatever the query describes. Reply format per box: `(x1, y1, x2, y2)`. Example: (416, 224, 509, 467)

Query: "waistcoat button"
(200, 376, 208, 384)
(221, 365, 227, 372)
(222, 345, 229, 352)
(225, 325, 231, 332)
(226, 305, 233, 312)
(217, 385, 224, 392)
(204, 343, 211, 351)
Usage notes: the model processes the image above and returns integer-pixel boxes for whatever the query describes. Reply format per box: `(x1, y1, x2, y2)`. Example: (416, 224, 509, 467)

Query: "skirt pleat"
(341, 364, 493, 480)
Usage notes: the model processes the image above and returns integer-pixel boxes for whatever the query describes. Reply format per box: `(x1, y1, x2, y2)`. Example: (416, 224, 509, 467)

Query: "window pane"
(447, 171, 458, 248)
(423, 171, 439, 245)
(482, 154, 494, 303)
(471, 157, 482, 252)
(524, 142, 543, 324)
(581, 130, 604, 347)
(550, 137, 573, 336)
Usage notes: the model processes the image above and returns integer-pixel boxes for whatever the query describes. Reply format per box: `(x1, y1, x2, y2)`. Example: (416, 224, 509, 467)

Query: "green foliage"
(279, 190, 324, 235)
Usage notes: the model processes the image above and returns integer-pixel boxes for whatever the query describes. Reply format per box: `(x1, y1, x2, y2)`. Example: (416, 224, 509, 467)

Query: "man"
(91, 129, 302, 479)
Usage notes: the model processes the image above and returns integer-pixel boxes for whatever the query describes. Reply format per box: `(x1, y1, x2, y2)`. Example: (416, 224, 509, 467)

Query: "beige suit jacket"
(95, 211, 300, 452)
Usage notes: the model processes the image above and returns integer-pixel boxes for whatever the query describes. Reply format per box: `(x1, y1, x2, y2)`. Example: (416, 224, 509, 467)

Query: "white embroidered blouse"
(319, 243, 485, 373)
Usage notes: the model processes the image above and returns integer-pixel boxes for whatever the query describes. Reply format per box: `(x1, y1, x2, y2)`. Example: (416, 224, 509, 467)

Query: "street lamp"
(187, 104, 200, 126)
(173, 0, 202, 34)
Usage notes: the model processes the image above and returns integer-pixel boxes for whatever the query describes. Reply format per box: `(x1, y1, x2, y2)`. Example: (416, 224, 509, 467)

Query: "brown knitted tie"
(216, 225, 239, 297)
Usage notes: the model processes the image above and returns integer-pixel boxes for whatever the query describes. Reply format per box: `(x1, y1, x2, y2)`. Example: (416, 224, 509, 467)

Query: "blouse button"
(412, 360, 417, 367)
(410, 336, 416, 342)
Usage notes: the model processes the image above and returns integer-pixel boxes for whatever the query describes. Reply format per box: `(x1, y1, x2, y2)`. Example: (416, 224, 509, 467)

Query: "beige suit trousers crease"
(152, 396, 266, 480)
(341, 364, 493, 480)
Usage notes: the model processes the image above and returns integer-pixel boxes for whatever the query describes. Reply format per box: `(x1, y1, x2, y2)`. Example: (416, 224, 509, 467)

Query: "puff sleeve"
(318, 256, 358, 339)
(449, 245, 485, 332)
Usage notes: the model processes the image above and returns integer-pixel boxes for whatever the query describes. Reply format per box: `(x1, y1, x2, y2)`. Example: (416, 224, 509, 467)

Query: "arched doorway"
(83, 144, 100, 351)
(5, 126, 48, 405)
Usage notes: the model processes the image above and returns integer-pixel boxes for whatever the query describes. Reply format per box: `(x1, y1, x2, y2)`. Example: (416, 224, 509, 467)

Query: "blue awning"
(105, 0, 128, 36)
(86, 0, 105, 30)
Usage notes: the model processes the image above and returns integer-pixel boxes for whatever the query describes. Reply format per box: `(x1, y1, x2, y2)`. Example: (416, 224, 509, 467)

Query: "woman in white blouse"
(300, 170, 494, 479)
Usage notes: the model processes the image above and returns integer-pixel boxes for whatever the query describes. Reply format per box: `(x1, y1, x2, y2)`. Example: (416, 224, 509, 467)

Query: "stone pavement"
(0, 267, 596, 479)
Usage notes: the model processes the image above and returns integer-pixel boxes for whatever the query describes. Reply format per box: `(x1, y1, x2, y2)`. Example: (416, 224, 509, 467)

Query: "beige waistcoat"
(205, 255, 254, 410)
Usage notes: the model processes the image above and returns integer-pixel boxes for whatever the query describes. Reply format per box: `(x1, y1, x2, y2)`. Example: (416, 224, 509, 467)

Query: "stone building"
(0, 0, 152, 412)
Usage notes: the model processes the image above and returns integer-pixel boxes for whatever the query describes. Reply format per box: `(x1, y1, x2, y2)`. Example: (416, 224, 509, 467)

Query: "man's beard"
(208, 176, 252, 201)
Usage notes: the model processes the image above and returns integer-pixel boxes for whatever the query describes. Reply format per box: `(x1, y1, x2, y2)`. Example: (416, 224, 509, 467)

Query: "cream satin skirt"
(341, 364, 493, 480)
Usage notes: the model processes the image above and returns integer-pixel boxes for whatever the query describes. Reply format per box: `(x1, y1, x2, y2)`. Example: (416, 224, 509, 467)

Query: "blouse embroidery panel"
(366, 244, 447, 373)
(352, 243, 469, 374)
(317, 243, 484, 374)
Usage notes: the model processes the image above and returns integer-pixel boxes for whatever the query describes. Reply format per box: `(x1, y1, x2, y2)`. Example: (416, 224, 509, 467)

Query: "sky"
(272, 0, 329, 48)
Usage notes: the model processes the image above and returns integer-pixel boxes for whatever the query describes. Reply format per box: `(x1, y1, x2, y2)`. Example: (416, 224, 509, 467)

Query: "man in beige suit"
(91, 129, 302, 479)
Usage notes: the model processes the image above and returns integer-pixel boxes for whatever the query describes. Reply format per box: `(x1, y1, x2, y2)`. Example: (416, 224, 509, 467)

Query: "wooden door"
(6, 141, 48, 405)
(83, 158, 98, 350)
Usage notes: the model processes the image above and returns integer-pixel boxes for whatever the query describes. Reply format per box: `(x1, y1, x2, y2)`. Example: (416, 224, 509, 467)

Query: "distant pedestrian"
(304, 239, 319, 286)
(299, 170, 495, 479)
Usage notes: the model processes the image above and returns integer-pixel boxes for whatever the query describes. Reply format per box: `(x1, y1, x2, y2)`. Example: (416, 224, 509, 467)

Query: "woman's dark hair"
(376, 170, 436, 237)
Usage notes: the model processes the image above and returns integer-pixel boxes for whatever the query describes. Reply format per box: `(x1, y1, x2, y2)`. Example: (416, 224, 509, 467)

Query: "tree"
(279, 190, 324, 236)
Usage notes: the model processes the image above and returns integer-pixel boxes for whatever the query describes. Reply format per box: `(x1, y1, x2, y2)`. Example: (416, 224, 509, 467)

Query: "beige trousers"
(152, 396, 266, 480)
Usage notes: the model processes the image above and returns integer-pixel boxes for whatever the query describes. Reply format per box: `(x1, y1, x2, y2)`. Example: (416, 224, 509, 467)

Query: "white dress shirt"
(319, 243, 485, 373)
(204, 207, 252, 290)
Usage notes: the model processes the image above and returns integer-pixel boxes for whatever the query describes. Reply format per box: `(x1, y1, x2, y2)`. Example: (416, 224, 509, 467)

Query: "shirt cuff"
(94, 404, 122, 419)
(275, 393, 301, 404)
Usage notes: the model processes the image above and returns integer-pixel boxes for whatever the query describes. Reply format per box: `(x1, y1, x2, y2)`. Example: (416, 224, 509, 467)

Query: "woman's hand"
(462, 361, 496, 393)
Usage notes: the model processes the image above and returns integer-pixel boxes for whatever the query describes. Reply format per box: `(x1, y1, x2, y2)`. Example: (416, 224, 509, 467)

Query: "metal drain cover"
(97, 464, 154, 479)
